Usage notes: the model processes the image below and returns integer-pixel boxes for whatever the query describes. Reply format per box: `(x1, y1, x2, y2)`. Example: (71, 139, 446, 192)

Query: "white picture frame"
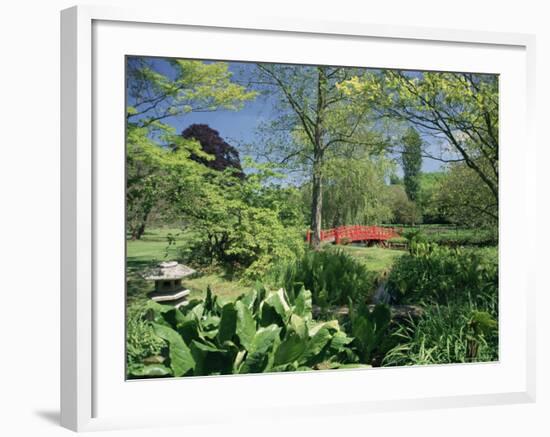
(60, 5, 536, 432)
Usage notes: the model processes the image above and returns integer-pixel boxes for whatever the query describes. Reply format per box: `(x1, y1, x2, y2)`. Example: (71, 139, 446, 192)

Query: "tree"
(435, 163, 497, 227)
(253, 64, 386, 248)
(181, 124, 244, 177)
(125, 57, 256, 238)
(339, 71, 498, 207)
(401, 127, 422, 202)
(301, 154, 394, 227)
(416, 172, 448, 224)
(172, 160, 305, 279)
(385, 184, 422, 225)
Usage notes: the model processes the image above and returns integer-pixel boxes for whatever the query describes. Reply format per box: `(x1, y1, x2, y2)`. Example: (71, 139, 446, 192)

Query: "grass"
(184, 274, 251, 303)
(126, 227, 184, 265)
(327, 244, 405, 274)
(127, 227, 251, 304)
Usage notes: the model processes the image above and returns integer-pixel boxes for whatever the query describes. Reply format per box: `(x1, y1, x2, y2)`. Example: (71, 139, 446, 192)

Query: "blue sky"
(129, 57, 446, 175)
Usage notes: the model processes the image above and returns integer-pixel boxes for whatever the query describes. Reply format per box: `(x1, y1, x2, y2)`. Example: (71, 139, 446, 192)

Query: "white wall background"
(0, 1, 547, 435)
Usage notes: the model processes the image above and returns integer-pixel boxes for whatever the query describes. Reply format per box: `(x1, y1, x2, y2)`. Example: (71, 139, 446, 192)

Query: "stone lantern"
(145, 261, 196, 308)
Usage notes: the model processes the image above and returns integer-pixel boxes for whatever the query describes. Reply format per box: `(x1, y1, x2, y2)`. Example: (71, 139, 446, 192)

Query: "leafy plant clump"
(386, 241, 498, 310)
(173, 161, 306, 280)
(267, 249, 376, 307)
(127, 286, 369, 378)
(347, 300, 392, 366)
(382, 305, 498, 366)
(127, 302, 166, 370)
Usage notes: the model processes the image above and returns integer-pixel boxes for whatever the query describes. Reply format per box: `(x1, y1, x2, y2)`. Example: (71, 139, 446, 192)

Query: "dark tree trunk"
(309, 67, 328, 250)
(310, 159, 323, 250)
(131, 210, 149, 240)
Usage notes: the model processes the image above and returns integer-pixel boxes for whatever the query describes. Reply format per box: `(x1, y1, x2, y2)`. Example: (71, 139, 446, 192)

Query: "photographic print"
(125, 56, 498, 379)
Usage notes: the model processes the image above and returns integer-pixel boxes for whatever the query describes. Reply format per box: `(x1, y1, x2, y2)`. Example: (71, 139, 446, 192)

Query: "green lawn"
(126, 227, 183, 264)
(326, 244, 405, 274)
(127, 227, 251, 303)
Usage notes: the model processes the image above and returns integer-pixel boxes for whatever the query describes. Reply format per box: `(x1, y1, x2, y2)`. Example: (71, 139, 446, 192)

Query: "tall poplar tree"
(401, 127, 422, 202)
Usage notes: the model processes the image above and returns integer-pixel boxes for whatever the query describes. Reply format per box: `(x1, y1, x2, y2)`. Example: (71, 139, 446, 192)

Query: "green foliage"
(385, 184, 422, 225)
(348, 301, 392, 365)
(254, 64, 390, 248)
(128, 287, 358, 378)
(175, 160, 306, 279)
(416, 172, 448, 224)
(382, 305, 498, 366)
(423, 229, 497, 247)
(126, 301, 167, 374)
(435, 163, 498, 227)
(268, 249, 376, 307)
(401, 127, 422, 202)
(313, 154, 394, 227)
(386, 243, 498, 311)
(339, 71, 499, 208)
(402, 228, 427, 249)
(126, 57, 257, 239)
(389, 225, 497, 248)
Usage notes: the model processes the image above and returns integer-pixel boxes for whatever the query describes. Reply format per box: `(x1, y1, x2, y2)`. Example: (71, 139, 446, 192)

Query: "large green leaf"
(239, 325, 281, 374)
(309, 320, 339, 336)
(302, 327, 333, 365)
(190, 339, 238, 376)
(289, 314, 307, 339)
(218, 303, 237, 344)
(263, 289, 291, 322)
(293, 287, 312, 320)
(238, 289, 258, 310)
(176, 319, 201, 344)
(203, 286, 217, 313)
(330, 330, 354, 352)
(162, 308, 187, 330)
(235, 300, 256, 350)
(152, 323, 195, 376)
(274, 331, 307, 366)
(191, 303, 205, 321)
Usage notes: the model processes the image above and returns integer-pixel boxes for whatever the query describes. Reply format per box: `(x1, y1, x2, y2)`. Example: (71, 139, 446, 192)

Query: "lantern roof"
(144, 261, 196, 280)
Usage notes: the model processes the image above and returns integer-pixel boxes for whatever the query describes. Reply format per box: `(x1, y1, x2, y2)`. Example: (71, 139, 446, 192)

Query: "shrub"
(423, 229, 497, 247)
(127, 286, 366, 378)
(126, 301, 166, 370)
(386, 242, 498, 310)
(178, 217, 305, 280)
(347, 301, 392, 366)
(267, 249, 376, 307)
(382, 304, 498, 366)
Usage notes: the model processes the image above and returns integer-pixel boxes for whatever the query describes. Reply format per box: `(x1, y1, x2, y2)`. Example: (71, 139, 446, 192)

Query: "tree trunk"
(309, 67, 328, 250)
(310, 159, 323, 250)
(131, 210, 149, 240)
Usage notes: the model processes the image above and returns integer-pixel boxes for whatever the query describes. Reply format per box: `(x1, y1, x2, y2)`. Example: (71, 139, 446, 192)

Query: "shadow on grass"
(126, 259, 157, 301)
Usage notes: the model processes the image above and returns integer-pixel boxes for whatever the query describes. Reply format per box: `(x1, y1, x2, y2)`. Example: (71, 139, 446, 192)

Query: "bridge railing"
(306, 225, 402, 244)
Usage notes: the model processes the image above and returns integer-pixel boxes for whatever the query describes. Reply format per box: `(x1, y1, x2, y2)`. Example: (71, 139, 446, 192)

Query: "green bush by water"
(267, 249, 376, 307)
(382, 304, 498, 366)
(386, 242, 498, 310)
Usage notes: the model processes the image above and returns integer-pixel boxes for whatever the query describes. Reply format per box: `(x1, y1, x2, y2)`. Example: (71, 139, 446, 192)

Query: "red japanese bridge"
(306, 225, 402, 245)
